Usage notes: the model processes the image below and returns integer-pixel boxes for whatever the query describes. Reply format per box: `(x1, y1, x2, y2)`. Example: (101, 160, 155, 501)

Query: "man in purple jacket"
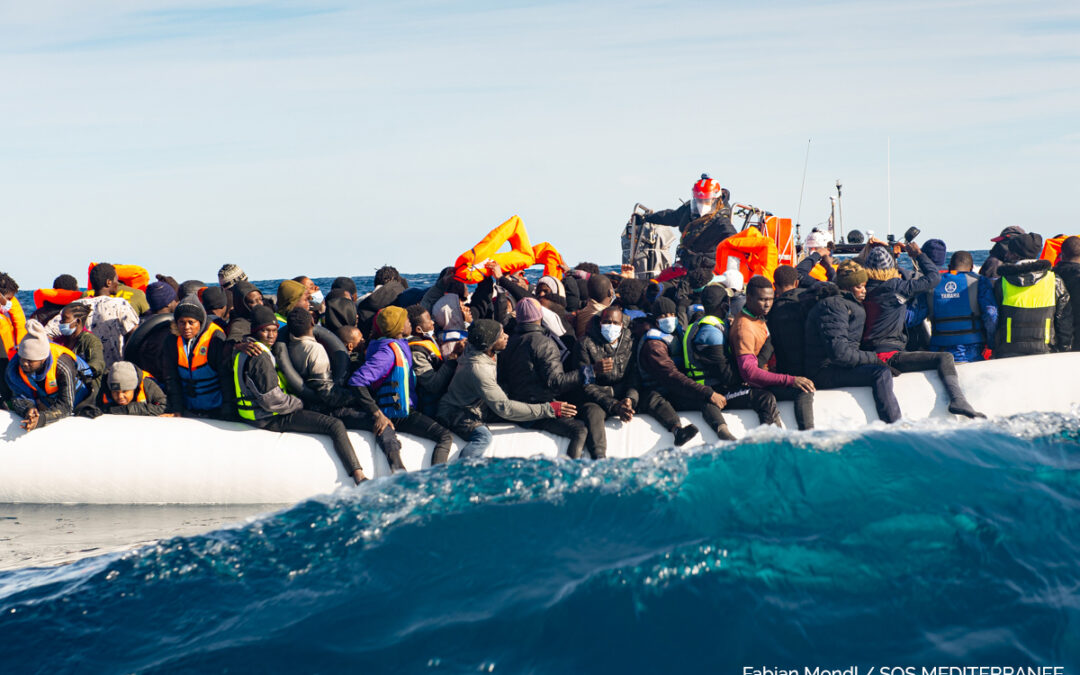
(349, 306, 453, 471)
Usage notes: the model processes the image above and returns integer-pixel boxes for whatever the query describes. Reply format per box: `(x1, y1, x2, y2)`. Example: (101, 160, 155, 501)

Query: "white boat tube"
(0, 353, 1076, 505)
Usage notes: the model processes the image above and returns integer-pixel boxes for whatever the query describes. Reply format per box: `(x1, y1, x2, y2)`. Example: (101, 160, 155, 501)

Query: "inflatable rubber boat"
(1, 353, 1076, 505)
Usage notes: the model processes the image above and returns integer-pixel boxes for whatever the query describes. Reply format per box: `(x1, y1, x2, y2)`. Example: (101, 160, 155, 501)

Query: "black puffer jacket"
(573, 315, 638, 413)
(357, 280, 405, 338)
(644, 202, 735, 270)
(1054, 261, 1080, 351)
(498, 322, 583, 404)
(862, 252, 940, 352)
(804, 284, 883, 374)
(768, 287, 811, 375)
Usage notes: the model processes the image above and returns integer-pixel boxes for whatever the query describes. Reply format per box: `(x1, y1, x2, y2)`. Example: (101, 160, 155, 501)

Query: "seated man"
(499, 298, 607, 459)
(97, 361, 167, 416)
(274, 280, 309, 330)
(349, 306, 453, 470)
(729, 276, 816, 430)
(637, 297, 735, 439)
(804, 261, 902, 423)
(234, 305, 367, 484)
(200, 286, 230, 330)
(217, 264, 248, 292)
(322, 277, 359, 333)
(861, 240, 981, 417)
(125, 281, 177, 383)
(165, 296, 228, 419)
(285, 307, 400, 467)
(575, 305, 698, 446)
(405, 304, 458, 417)
(438, 319, 576, 460)
(919, 250, 998, 363)
(53, 303, 105, 395)
(46, 263, 139, 368)
(336, 325, 365, 371)
(6, 320, 94, 431)
(574, 273, 613, 339)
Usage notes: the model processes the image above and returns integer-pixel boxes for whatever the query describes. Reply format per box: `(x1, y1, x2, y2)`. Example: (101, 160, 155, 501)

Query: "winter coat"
(574, 315, 639, 414)
(497, 322, 583, 404)
(645, 202, 736, 270)
(357, 280, 405, 338)
(992, 259, 1072, 356)
(767, 287, 813, 376)
(804, 285, 883, 374)
(637, 330, 715, 401)
(1053, 261, 1080, 351)
(437, 344, 554, 426)
(97, 372, 167, 416)
(862, 252, 940, 352)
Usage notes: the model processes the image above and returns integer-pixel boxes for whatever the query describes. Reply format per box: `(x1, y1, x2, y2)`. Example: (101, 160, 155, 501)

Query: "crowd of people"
(0, 178, 1076, 482)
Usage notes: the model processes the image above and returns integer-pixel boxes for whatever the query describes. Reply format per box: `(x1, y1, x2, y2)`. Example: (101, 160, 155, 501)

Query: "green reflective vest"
(681, 315, 724, 385)
(233, 341, 289, 421)
(997, 271, 1056, 355)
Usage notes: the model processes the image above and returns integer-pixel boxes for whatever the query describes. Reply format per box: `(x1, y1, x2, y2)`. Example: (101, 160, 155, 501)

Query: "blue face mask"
(600, 324, 622, 343)
(657, 317, 678, 334)
(58, 322, 77, 336)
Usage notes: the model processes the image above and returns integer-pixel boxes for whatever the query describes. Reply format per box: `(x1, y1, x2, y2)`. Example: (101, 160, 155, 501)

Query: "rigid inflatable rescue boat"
(1, 353, 1077, 505)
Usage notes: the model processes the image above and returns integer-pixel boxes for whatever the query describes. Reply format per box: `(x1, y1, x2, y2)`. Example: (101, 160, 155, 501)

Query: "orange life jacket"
(1040, 236, 1079, 265)
(33, 288, 84, 310)
(18, 343, 77, 397)
(87, 263, 150, 292)
(808, 263, 829, 282)
(713, 227, 780, 283)
(454, 216, 565, 283)
(0, 297, 26, 360)
(176, 323, 225, 410)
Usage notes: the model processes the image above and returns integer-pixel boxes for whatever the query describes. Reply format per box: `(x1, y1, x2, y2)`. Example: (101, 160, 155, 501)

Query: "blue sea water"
(1, 414, 1079, 672)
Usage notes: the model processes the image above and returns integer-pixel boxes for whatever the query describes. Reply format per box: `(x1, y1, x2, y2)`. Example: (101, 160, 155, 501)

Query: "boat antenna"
(795, 138, 811, 229)
(887, 137, 892, 239)
(835, 179, 844, 243)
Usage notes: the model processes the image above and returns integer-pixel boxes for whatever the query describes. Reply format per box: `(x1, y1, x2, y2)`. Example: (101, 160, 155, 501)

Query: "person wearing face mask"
(6, 320, 95, 431)
(405, 304, 459, 417)
(574, 273, 614, 339)
(293, 276, 324, 323)
(165, 296, 229, 419)
(804, 261, 903, 423)
(575, 305, 700, 446)
(637, 297, 736, 440)
(438, 319, 574, 460)
(641, 173, 736, 272)
(52, 303, 105, 396)
(275, 280, 310, 334)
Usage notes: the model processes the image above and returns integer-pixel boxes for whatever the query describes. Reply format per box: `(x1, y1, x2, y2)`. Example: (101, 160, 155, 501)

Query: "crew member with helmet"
(642, 173, 736, 272)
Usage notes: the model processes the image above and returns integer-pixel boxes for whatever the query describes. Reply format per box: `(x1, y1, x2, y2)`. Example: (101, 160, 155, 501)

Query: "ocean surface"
(8, 249, 1079, 671)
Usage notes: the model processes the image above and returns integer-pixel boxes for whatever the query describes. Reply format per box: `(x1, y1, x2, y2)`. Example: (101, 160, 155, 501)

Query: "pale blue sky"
(3, 0, 1079, 287)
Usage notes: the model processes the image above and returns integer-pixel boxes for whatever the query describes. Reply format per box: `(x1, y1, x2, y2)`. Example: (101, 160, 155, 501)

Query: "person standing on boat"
(498, 298, 608, 459)
(437, 319, 574, 460)
(349, 306, 454, 470)
(992, 233, 1072, 357)
(6, 320, 95, 431)
(860, 240, 983, 418)
(575, 305, 700, 446)
(642, 173, 736, 273)
(45, 263, 139, 368)
(234, 305, 367, 484)
(804, 261, 903, 423)
(729, 276, 816, 430)
(637, 296, 736, 441)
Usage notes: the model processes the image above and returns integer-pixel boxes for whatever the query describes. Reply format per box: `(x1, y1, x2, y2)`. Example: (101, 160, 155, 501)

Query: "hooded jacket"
(803, 284, 883, 374)
(357, 280, 405, 338)
(1053, 260, 1080, 351)
(862, 251, 940, 352)
(992, 259, 1072, 355)
(498, 322, 583, 404)
(437, 344, 554, 426)
(645, 201, 736, 270)
(574, 314, 639, 413)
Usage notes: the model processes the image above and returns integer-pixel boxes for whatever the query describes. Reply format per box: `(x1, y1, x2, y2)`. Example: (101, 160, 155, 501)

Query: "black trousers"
(721, 388, 781, 425)
(262, 410, 362, 475)
(332, 407, 402, 467)
(812, 365, 900, 423)
(885, 350, 967, 404)
(638, 390, 683, 432)
(532, 401, 607, 459)
(390, 410, 453, 469)
(769, 386, 815, 430)
(661, 391, 728, 435)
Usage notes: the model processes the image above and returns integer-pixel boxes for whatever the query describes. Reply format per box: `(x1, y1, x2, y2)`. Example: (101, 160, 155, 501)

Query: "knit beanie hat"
(276, 280, 306, 314)
(107, 361, 140, 391)
(700, 285, 729, 317)
(250, 305, 278, 333)
(146, 281, 177, 313)
(650, 296, 677, 318)
(1008, 232, 1043, 260)
(174, 295, 207, 325)
(468, 319, 503, 352)
(923, 239, 947, 269)
(217, 264, 247, 290)
(178, 280, 206, 299)
(537, 276, 565, 299)
(376, 305, 407, 337)
(200, 286, 227, 311)
(864, 245, 899, 281)
(17, 320, 51, 361)
(516, 297, 543, 323)
(835, 260, 869, 290)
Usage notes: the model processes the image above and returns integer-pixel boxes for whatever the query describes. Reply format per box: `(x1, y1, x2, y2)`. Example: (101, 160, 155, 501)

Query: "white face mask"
(600, 323, 622, 343)
(422, 330, 435, 340)
(309, 290, 325, 306)
(0, 299, 11, 313)
(657, 317, 678, 334)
